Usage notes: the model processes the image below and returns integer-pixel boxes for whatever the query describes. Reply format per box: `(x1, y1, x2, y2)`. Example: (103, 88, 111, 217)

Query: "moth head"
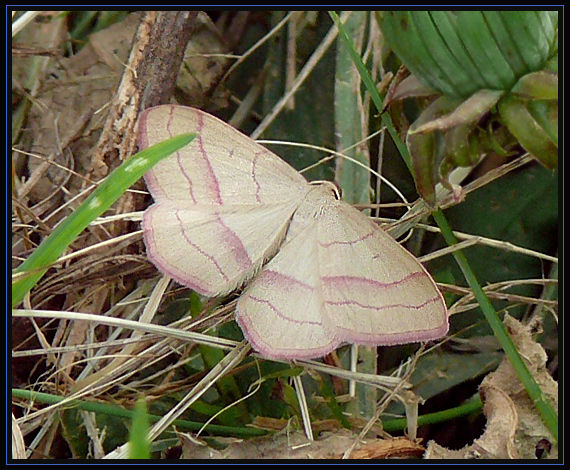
(310, 180, 341, 200)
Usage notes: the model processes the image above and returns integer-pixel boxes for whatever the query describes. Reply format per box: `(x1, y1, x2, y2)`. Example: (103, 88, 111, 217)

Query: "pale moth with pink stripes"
(139, 105, 448, 360)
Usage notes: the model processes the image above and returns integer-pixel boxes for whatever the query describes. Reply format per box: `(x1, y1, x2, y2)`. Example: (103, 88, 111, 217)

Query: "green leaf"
(377, 11, 459, 97)
(427, 11, 489, 93)
(406, 96, 460, 206)
(499, 95, 558, 169)
(527, 99, 558, 146)
(511, 71, 558, 100)
(198, 345, 249, 425)
(378, 11, 558, 99)
(411, 11, 475, 97)
(455, 11, 516, 89)
(386, 351, 502, 418)
(481, 11, 531, 80)
(440, 124, 484, 170)
(318, 376, 352, 430)
(497, 11, 550, 73)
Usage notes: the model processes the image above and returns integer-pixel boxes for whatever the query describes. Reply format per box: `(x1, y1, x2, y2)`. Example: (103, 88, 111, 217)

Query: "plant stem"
(432, 208, 558, 442)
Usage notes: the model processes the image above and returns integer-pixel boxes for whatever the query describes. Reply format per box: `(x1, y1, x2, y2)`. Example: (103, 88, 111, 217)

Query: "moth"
(139, 105, 448, 360)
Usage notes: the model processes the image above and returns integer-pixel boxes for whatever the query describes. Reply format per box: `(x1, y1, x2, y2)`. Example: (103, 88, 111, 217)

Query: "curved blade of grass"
(12, 133, 196, 307)
(432, 209, 558, 442)
(11, 388, 266, 438)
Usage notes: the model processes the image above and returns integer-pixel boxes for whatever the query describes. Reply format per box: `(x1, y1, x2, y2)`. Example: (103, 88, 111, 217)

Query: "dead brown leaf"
(425, 315, 558, 460)
(179, 429, 423, 460)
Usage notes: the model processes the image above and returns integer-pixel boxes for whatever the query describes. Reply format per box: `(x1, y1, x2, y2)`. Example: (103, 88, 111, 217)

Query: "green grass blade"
(128, 398, 151, 459)
(12, 133, 196, 307)
(329, 12, 382, 112)
(11, 388, 267, 438)
(330, 11, 411, 172)
(432, 209, 558, 442)
(382, 395, 483, 433)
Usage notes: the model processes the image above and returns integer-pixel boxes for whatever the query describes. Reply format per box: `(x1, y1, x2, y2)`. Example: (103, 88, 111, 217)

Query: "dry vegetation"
(12, 11, 558, 460)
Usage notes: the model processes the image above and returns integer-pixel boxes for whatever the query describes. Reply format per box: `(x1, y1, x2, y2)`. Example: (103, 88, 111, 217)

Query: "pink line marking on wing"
(143, 206, 218, 296)
(195, 112, 223, 204)
(258, 270, 315, 292)
(174, 211, 230, 284)
(324, 296, 443, 311)
(243, 295, 322, 326)
(319, 229, 375, 247)
(236, 312, 340, 360)
(140, 110, 166, 199)
(214, 213, 252, 271)
(322, 271, 426, 289)
(165, 107, 198, 204)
